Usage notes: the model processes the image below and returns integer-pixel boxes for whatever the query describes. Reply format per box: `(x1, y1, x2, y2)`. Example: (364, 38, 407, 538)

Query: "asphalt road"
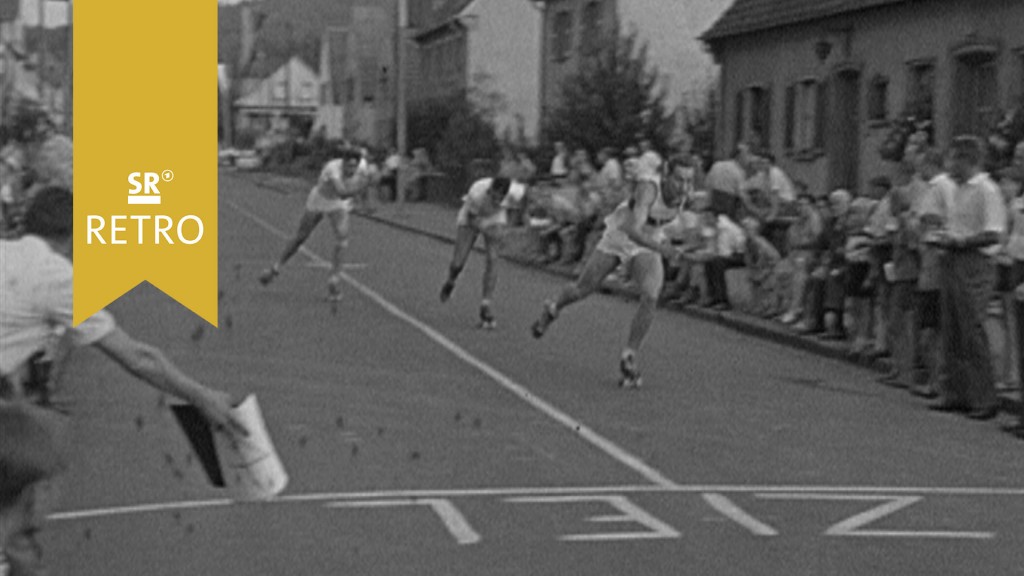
(41, 171, 1024, 575)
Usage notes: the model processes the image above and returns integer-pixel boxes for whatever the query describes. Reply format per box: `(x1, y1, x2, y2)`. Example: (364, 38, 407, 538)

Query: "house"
(702, 0, 1024, 196)
(538, 0, 618, 129)
(234, 56, 320, 133)
(409, 0, 542, 144)
(319, 3, 396, 146)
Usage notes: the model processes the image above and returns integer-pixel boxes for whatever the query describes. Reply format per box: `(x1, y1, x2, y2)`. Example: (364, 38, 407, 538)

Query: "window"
(273, 80, 287, 102)
(735, 85, 771, 151)
(907, 60, 935, 120)
(553, 11, 573, 62)
(301, 82, 315, 104)
(953, 51, 998, 137)
(582, 1, 603, 55)
(867, 75, 889, 122)
(784, 79, 826, 154)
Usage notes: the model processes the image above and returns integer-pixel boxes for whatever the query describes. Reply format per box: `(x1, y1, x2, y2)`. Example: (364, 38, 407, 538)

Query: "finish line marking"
(226, 198, 679, 489)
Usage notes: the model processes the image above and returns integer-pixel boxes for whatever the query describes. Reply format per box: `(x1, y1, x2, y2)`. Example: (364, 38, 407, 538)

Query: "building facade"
(538, 0, 618, 130)
(234, 56, 320, 133)
(703, 0, 1024, 196)
(410, 0, 542, 144)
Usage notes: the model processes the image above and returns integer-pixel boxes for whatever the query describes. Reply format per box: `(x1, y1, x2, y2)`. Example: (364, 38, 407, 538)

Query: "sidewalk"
(243, 170, 1021, 411)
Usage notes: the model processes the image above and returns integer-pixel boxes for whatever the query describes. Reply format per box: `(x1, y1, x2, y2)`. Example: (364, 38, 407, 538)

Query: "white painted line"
(327, 498, 481, 545)
(302, 262, 368, 270)
(50, 499, 234, 521)
(226, 198, 679, 489)
(50, 484, 1024, 522)
(506, 495, 680, 541)
(755, 493, 995, 539)
(701, 493, 778, 536)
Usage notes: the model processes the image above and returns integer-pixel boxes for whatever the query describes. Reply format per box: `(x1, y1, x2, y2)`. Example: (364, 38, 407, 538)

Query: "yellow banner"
(74, 1, 217, 326)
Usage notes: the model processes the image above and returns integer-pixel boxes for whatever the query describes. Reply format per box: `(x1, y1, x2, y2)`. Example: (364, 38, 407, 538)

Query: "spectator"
(928, 136, 1006, 420)
(1011, 280, 1024, 438)
(877, 181, 922, 387)
(741, 216, 783, 317)
(550, 141, 569, 177)
(797, 190, 852, 338)
(779, 189, 825, 325)
(406, 147, 433, 201)
(912, 147, 957, 399)
(660, 188, 710, 305)
(705, 142, 753, 219)
(864, 175, 898, 359)
(694, 208, 746, 311)
(380, 147, 401, 201)
(996, 165, 1023, 392)
(596, 148, 624, 193)
(517, 150, 538, 184)
(842, 197, 879, 348)
(498, 146, 520, 180)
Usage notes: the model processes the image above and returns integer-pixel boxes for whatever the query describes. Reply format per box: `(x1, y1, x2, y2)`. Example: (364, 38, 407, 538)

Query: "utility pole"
(394, 0, 407, 215)
(37, 0, 45, 108)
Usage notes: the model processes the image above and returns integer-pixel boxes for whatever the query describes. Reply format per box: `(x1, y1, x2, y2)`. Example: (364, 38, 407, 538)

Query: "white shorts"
(595, 228, 653, 263)
(306, 188, 354, 214)
(456, 204, 507, 230)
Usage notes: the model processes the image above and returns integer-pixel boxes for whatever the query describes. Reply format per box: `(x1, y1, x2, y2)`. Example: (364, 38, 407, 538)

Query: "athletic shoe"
(530, 301, 558, 339)
(258, 266, 279, 286)
(619, 350, 642, 389)
(439, 280, 455, 303)
(479, 303, 497, 330)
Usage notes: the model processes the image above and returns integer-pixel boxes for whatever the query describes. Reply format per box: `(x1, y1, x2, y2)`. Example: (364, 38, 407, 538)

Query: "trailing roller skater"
(258, 147, 368, 301)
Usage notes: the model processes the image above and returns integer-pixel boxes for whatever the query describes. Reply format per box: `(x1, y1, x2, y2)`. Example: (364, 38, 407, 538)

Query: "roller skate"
(439, 279, 456, 303)
(258, 265, 280, 286)
(478, 302, 497, 330)
(618, 350, 642, 389)
(531, 300, 558, 339)
(325, 274, 344, 302)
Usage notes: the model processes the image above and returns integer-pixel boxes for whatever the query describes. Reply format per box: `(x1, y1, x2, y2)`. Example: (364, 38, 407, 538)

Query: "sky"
(619, 0, 733, 106)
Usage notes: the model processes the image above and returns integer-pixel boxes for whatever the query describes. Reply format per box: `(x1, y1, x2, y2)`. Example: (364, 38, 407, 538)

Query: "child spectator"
(842, 197, 879, 349)
(878, 182, 921, 387)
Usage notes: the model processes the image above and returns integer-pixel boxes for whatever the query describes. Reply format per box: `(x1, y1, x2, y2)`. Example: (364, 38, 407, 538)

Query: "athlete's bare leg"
(532, 249, 620, 338)
(440, 225, 479, 302)
(625, 251, 664, 352)
(260, 211, 323, 285)
(325, 209, 350, 300)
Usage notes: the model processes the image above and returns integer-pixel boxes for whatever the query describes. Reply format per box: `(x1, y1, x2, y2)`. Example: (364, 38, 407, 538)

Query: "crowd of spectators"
(491, 135, 1022, 437)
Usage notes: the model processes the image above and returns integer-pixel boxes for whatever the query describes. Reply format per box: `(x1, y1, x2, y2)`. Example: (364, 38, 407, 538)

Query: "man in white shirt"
(706, 142, 753, 219)
(259, 147, 368, 301)
(0, 187, 247, 575)
(439, 177, 525, 329)
(927, 137, 1007, 420)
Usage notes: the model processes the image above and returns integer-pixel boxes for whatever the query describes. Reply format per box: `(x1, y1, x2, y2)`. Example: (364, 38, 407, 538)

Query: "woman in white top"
(531, 156, 685, 387)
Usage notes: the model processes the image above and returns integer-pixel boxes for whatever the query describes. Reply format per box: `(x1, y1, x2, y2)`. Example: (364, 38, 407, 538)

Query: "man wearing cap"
(0, 187, 248, 574)
(259, 147, 368, 301)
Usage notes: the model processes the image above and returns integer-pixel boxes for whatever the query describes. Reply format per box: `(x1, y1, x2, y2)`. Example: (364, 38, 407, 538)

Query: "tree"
(544, 28, 674, 154)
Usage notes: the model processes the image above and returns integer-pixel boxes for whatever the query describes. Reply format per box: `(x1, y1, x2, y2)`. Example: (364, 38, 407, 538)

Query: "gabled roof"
(702, 0, 911, 43)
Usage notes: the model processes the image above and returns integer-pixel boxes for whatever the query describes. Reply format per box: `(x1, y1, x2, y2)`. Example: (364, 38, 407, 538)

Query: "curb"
(244, 171, 1021, 413)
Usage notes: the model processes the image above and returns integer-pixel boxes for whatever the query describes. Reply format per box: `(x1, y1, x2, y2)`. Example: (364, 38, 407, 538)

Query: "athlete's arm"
(94, 328, 249, 437)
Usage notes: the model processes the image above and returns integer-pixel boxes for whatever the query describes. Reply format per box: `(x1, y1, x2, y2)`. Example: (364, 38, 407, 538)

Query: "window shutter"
(735, 89, 745, 148)
(761, 83, 773, 151)
(814, 79, 829, 150)
(784, 83, 796, 151)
